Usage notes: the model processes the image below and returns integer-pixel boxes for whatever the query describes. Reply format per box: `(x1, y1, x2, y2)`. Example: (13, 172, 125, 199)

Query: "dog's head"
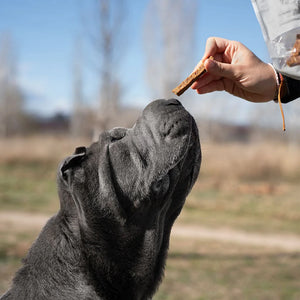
(58, 99, 200, 233)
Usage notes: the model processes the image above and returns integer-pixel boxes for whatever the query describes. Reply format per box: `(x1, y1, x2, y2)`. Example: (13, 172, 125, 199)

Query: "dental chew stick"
(172, 56, 214, 96)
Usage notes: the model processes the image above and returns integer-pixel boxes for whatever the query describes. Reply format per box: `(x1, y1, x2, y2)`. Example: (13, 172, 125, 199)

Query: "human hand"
(191, 37, 278, 102)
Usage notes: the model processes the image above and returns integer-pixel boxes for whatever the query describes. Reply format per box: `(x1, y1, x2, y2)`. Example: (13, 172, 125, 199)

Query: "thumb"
(204, 59, 237, 80)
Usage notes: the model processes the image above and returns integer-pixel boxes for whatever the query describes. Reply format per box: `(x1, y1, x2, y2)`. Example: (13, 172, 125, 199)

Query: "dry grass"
(0, 135, 90, 163)
(1, 136, 300, 179)
(201, 142, 300, 181)
(155, 237, 300, 300)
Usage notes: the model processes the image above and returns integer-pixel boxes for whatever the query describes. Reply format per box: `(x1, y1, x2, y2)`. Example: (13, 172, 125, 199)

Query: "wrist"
(270, 69, 288, 102)
(268, 63, 280, 101)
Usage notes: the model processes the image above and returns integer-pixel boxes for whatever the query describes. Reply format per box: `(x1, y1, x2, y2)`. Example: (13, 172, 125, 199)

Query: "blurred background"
(0, 0, 300, 299)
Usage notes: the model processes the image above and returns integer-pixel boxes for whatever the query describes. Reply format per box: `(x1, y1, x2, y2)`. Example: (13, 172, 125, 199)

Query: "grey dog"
(1, 99, 201, 300)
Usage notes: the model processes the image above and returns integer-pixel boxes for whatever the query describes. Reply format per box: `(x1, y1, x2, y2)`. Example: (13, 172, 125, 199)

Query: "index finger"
(202, 37, 231, 61)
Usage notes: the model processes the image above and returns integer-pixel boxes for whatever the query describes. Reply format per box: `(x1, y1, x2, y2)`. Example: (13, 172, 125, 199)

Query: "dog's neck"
(80, 216, 171, 300)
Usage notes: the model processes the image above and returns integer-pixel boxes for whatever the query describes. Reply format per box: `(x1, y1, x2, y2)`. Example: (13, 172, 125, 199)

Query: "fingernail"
(204, 58, 215, 70)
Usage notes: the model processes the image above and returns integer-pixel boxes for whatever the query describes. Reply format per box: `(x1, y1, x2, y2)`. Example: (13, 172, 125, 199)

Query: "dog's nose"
(166, 99, 182, 106)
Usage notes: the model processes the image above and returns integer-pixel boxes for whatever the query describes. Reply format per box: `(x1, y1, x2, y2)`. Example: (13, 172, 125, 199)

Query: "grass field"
(0, 135, 300, 298)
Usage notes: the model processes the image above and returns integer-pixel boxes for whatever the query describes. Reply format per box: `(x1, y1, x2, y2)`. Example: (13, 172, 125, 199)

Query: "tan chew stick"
(172, 56, 214, 96)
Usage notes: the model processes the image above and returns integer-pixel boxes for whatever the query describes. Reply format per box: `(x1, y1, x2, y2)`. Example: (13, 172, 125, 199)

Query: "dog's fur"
(1, 99, 201, 300)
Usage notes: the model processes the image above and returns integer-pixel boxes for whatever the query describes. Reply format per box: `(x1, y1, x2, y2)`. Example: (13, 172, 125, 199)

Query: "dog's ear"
(60, 147, 87, 184)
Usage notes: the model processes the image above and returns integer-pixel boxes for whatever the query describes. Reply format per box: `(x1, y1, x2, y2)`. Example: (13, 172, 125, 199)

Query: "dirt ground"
(1, 211, 300, 252)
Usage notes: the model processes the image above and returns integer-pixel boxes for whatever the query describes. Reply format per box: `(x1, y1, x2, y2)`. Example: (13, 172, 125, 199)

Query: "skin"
(191, 37, 278, 102)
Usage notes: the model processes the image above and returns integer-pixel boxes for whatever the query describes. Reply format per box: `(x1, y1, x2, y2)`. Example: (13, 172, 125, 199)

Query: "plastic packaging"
(252, 0, 300, 79)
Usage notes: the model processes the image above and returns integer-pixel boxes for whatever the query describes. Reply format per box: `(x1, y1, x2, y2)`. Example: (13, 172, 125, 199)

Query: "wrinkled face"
(59, 99, 201, 227)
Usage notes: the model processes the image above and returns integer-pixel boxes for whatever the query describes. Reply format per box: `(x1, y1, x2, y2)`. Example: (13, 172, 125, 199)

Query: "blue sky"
(0, 0, 270, 120)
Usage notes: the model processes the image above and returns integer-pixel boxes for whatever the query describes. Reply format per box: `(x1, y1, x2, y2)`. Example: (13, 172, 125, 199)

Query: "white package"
(252, 0, 300, 79)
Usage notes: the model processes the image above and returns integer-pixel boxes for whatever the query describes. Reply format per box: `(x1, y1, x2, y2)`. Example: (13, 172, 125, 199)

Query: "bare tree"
(71, 38, 87, 138)
(144, 0, 197, 98)
(85, 0, 128, 139)
(0, 33, 24, 137)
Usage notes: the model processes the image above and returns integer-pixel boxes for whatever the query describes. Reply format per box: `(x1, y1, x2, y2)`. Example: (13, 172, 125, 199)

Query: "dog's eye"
(152, 175, 170, 197)
(111, 136, 124, 143)
(109, 127, 127, 142)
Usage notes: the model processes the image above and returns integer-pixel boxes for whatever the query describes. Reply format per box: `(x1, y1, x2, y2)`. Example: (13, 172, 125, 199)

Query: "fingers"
(195, 79, 225, 94)
(193, 37, 229, 72)
(191, 72, 216, 90)
(192, 37, 244, 96)
(192, 52, 224, 89)
(195, 77, 237, 96)
(192, 58, 239, 91)
(201, 37, 231, 61)
(205, 59, 238, 80)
